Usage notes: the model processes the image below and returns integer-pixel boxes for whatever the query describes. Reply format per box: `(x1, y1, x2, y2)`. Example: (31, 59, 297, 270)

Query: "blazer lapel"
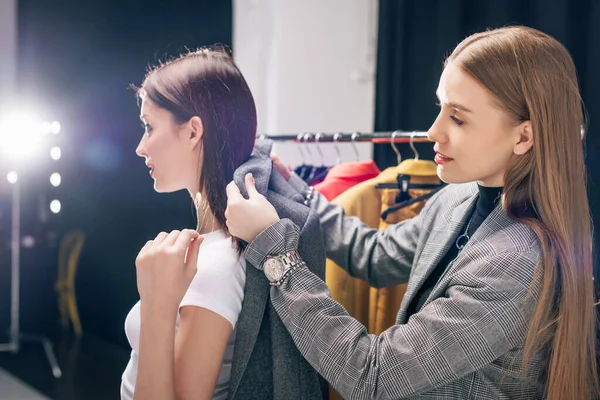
(423, 202, 512, 303)
(398, 184, 478, 322)
(228, 266, 269, 398)
(228, 143, 273, 397)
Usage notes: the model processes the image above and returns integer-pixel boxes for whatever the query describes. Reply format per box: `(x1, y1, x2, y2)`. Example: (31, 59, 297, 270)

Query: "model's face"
(427, 61, 533, 187)
(135, 97, 202, 193)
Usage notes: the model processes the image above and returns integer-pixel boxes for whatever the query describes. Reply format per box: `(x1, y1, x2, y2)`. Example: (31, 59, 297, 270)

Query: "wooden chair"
(55, 231, 85, 337)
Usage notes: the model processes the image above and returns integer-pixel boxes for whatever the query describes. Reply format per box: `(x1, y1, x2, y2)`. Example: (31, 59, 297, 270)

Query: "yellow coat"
(326, 159, 440, 334)
(325, 159, 439, 400)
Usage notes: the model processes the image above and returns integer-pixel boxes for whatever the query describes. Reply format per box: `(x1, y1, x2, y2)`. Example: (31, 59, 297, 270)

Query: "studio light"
(0, 112, 64, 378)
(50, 121, 61, 135)
(50, 146, 61, 160)
(6, 171, 18, 184)
(50, 172, 61, 187)
(50, 199, 61, 214)
(0, 112, 45, 157)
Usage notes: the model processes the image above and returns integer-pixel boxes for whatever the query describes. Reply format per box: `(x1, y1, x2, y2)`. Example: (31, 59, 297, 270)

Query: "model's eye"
(141, 123, 153, 134)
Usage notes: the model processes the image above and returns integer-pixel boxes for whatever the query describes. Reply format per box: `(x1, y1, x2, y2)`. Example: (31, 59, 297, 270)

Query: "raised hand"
(135, 229, 204, 314)
(225, 173, 280, 243)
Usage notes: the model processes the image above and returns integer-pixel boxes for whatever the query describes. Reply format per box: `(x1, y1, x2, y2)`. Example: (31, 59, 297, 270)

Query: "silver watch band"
(269, 262, 304, 286)
(280, 250, 303, 267)
(269, 251, 305, 286)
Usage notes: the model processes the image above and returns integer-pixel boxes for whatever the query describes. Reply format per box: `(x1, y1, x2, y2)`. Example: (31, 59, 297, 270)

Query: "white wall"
(0, 0, 18, 112)
(233, 0, 379, 168)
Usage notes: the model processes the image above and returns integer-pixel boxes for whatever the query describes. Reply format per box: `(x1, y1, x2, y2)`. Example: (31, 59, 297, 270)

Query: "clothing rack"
(257, 130, 430, 143)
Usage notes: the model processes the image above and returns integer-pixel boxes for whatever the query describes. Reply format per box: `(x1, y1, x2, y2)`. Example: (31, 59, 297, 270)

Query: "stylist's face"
(427, 61, 525, 187)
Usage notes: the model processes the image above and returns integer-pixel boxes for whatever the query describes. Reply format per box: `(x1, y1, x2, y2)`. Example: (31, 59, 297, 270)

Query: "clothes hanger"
(375, 131, 404, 191)
(306, 133, 330, 184)
(409, 130, 420, 162)
(376, 131, 441, 192)
(293, 133, 310, 180)
(333, 132, 343, 165)
(351, 132, 361, 162)
(302, 133, 318, 181)
(376, 131, 433, 189)
(306, 133, 343, 184)
(398, 131, 441, 195)
(380, 184, 446, 221)
(391, 130, 402, 165)
(377, 131, 444, 219)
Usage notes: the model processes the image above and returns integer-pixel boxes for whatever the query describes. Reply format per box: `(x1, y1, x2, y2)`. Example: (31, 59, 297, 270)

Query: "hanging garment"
(325, 159, 439, 333)
(321, 159, 439, 400)
(324, 159, 439, 400)
(313, 161, 381, 201)
(370, 186, 436, 333)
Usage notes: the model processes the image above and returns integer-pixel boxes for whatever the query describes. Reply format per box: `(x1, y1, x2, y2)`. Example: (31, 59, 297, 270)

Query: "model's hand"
(135, 229, 204, 315)
(225, 173, 280, 243)
(270, 153, 292, 181)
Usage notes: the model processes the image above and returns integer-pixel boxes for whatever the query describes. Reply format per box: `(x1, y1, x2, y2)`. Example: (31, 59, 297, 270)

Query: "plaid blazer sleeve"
(245, 218, 541, 400)
(279, 174, 420, 288)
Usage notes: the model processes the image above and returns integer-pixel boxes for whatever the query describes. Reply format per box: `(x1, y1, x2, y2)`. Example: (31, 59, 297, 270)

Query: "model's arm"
(133, 229, 245, 400)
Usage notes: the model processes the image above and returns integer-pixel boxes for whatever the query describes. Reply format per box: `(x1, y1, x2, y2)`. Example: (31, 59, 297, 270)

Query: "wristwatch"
(263, 250, 304, 286)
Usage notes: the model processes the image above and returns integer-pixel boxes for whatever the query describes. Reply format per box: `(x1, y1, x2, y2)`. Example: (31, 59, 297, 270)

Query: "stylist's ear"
(513, 120, 534, 156)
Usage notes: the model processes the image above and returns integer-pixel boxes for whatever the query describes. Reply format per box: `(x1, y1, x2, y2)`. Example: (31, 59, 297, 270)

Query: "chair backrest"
(57, 231, 85, 286)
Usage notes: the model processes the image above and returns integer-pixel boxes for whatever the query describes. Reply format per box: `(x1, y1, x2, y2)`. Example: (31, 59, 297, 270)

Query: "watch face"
(264, 258, 285, 282)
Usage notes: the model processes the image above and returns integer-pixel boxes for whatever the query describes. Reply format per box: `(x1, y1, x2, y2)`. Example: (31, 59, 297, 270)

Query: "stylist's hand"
(135, 229, 204, 314)
(270, 153, 292, 181)
(225, 173, 280, 243)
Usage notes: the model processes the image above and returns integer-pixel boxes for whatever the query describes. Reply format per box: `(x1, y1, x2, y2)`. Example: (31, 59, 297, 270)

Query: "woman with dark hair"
(223, 26, 600, 400)
(121, 48, 326, 400)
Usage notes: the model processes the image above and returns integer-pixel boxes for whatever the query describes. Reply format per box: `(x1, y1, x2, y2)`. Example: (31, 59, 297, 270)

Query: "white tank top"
(120, 230, 246, 400)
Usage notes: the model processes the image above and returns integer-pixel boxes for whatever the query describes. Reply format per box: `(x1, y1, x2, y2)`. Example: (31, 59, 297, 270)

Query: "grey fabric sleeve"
(246, 219, 541, 399)
(246, 194, 419, 288)
(253, 170, 423, 287)
(268, 249, 539, 399)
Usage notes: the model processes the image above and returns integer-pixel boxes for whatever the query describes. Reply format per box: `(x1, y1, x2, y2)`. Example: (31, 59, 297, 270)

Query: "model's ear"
(189, 116, 204, 148)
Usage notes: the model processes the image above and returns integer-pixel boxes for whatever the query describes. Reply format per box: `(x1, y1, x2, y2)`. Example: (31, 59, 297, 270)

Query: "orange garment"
(325, 159, 440, 400)
(313, 161, 381, 201)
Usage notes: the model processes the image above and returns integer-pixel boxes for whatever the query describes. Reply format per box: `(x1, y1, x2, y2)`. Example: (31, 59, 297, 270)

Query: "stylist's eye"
(450, 116, 464, 126)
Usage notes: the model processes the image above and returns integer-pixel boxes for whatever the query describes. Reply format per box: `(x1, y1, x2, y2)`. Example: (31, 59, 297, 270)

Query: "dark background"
(1, 0, 598, 353)
(0, 0, 232, 349)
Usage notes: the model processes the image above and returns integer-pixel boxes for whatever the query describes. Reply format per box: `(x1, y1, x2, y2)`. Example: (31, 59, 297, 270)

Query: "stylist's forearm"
(134, 303, 178, 400)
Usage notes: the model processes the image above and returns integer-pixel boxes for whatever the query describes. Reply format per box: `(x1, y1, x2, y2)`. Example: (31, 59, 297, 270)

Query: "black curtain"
(374, 0, 600, 277)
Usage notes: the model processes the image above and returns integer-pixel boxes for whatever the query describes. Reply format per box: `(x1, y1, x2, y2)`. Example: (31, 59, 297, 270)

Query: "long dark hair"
(137, 46, 257, 251)
(448, 26, 599, 399)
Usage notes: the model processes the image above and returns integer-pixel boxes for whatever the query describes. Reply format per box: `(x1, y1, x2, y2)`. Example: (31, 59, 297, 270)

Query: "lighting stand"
(0, 179, 62, 378)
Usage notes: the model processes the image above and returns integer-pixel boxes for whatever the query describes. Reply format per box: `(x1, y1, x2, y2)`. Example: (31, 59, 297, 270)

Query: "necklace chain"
(455, 215, 474, 250)
(454, 190, 501, 251)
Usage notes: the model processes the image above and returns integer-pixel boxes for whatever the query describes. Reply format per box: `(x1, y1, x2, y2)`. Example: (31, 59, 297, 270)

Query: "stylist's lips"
(434, 151, 453, 165)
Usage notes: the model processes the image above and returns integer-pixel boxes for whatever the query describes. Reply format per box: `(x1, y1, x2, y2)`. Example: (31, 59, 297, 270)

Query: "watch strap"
(269, 250, 305, 286)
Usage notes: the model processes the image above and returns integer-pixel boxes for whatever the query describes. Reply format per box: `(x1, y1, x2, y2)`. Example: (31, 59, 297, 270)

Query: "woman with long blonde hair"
(227, 25, 599, 399)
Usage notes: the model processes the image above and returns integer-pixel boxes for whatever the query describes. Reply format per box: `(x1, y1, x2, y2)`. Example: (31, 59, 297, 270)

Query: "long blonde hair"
(447, 26, 598, 400)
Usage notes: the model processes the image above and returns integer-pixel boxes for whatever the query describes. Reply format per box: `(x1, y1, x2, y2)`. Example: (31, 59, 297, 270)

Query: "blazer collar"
(232, 139, 272, 198)
(399, 183, 479, 320)
(228, 140, 272, 397)
(228, 139, 305, 397)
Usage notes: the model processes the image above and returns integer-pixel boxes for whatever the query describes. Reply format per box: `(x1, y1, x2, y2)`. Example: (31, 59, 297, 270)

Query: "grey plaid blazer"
(244, 174, 547, 399)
